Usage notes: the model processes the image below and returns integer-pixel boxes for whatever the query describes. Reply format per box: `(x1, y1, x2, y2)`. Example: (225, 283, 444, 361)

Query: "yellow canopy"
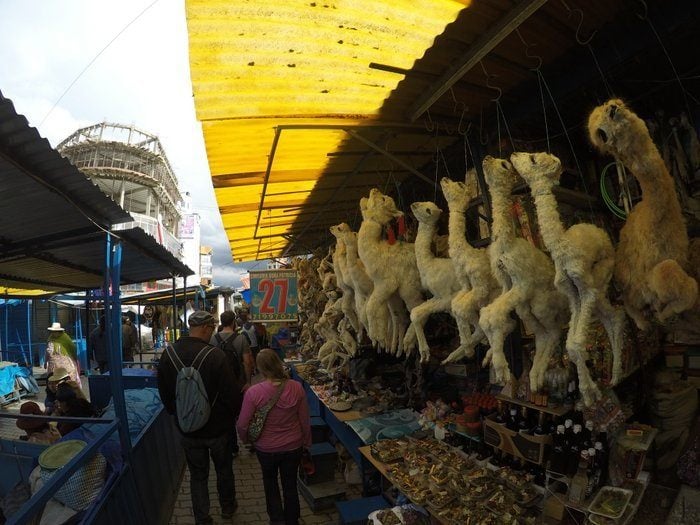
(187, 0, 470, 261)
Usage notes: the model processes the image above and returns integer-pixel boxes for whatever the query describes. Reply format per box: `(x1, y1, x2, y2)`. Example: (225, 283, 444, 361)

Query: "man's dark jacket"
(157, 335, 240, 439)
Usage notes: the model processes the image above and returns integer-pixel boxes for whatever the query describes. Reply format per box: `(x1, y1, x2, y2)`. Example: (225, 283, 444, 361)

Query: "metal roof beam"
(343, 129, 433, 185)
(408, 0, 548, 122)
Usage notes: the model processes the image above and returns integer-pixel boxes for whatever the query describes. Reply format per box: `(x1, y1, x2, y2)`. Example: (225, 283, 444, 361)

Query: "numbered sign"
(249, 269, 298, 322)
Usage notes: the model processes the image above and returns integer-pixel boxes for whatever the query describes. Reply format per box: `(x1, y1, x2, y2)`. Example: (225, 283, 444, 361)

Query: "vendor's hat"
(188, 310, 217, 327)
(47, 322, 64, 331)
(16, 401, 46, 431)
(48, 367, 71, 382)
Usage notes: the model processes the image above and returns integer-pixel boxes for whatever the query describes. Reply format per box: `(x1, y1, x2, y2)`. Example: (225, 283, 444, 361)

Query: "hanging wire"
(434, 127, 441, 201)
(515, 29, 551, 153)
(635, 0, 695, 128)
(480, 61, 516, 155)
(40, 0, 161, 126)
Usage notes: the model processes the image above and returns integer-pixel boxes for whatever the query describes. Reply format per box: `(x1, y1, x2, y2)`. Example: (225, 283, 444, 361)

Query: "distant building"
(200, 246, 213, 287)
(58, 122, 206, 292)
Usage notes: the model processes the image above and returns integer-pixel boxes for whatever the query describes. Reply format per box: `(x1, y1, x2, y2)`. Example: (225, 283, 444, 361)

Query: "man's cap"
(188, 310, 217, 327)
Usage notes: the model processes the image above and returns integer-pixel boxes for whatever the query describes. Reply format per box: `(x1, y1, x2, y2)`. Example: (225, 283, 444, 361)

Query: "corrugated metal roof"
(187, 0, 626, 261)
(0, 92, 192, 294)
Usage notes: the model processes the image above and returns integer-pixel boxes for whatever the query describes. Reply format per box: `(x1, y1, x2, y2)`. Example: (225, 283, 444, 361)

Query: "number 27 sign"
(249, 269, 298, 322)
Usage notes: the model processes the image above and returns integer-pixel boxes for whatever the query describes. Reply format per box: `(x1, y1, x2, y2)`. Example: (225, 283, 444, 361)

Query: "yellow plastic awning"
(186, 0, 470, 261)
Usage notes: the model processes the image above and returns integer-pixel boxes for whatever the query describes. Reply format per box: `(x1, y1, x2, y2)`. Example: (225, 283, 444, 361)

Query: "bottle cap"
(556, 425, 565, 434)
(594, 442, 603, 450)
(510, 408, 517, 414)
(588, 448, 595, 456)
(565, 419, 573, 427)
(574, 424, 582, 433)
(580, 450, 589, 460)
(585, 420, 594, 430)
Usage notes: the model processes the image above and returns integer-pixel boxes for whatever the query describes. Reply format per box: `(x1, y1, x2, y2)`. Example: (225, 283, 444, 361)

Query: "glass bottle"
(582, 420, 594, 450)
(506, 407, 519, 432)
(549, 425, 567, 475)
(594, 441, 607, 489)
(533, 411, 548, 436)
(568, 424, 583, 476)
(518, 407, 532, 434)
(494, 400, 506, 424)
(586, 448, 598, 499)
(568, 450, 590, 504)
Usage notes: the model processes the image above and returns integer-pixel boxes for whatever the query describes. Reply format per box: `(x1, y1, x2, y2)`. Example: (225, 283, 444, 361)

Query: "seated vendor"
(16, 401, 61, 445)
(44, 367, 84, 415)
(56, 390, 98, 436)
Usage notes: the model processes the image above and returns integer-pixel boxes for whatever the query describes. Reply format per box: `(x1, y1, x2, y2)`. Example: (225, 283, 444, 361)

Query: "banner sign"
(249, 269, 298, 321)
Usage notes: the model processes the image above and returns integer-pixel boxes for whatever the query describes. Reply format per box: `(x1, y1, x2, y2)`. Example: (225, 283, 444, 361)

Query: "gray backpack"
(165, 344, 217, 433)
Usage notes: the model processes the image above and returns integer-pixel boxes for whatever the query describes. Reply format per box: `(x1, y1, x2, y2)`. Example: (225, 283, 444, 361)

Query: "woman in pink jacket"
(237, 349, 311, 525)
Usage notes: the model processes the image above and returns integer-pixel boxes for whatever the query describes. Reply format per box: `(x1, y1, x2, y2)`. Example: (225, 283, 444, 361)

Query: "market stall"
(0, 91, 193, 525)
(187, 0, 700, 523)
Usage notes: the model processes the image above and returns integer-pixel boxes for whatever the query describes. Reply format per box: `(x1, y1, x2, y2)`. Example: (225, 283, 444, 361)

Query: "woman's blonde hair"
(256, 349, 288, 381)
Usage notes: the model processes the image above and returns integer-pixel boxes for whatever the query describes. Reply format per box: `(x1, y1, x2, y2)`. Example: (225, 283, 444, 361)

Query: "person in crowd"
(122, 315, 138, 364)
(45, 322, 80, 387)
(158, 310, 240, 524)
(237, 307, 268, 362)
(89, 316, 109, 373)
(236, 349, 311, 525)
(54, 385, 98, 436)
(211, 310, 253, 457)
(44, 367, 84, 415)
(16, 401, 61, 444)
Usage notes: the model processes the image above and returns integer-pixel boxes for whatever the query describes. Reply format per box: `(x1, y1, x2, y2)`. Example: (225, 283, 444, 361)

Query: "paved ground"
(168, 446, 361, 525)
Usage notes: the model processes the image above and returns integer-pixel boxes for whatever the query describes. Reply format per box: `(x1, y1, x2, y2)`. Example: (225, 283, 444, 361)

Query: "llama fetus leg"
(568, 286, 602, 406)
(409, 298, 441, 363)
(479, 289, 520, 383)
(443, 291, 480, 363)
(366, 287, 391, 349)
(341, 292, 360, 335)
(595, 299, 626, 386)
(648, 259, 699, 323)
(388, 294, 407, 355)
(401, 323, 417, 357)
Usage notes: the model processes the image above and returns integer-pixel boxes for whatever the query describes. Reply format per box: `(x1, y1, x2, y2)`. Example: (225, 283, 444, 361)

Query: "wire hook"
(635, 0, 648, 20)
(570, 8, 597, 45)
(424, 109, 435, 132)
(479, 61, 502, 103)
(456, 103, 470, 135)
(515, 29, 542, 71)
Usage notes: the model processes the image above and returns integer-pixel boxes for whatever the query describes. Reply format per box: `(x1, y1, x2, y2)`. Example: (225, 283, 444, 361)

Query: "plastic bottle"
(568, 450, 590, 504)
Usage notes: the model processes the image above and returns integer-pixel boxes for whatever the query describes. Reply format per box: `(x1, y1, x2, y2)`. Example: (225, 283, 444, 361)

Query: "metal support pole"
(182, 275, 188, 334)
(84, 290, 90, 374)
(26, 299, 32, 367)
(136, 300, 142, 352)
(103, 233, 131, 456)
(171, 276, 177, 341)
(3, 294, 8, 361)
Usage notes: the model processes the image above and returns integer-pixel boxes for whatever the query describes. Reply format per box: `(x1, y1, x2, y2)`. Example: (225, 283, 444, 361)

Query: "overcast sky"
(0, 0, 260, 288)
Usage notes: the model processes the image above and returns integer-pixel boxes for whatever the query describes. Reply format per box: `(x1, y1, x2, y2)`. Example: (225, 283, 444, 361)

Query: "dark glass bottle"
(549, 424, 567, 475)
(594, 441, 607, 488)
(533, 411, 548, 436)
(518, 407, 532, 434)
(567, 424, 583, 476)
(564, 418, 574, 439)
(494, 400, 506, 424)
(506, 407, 519, 432)
(582, 420, 594, 450)
(585, 448, 598, 499)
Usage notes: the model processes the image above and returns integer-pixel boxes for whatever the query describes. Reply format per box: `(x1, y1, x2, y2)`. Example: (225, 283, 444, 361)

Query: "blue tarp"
(0, 364, 20, 396)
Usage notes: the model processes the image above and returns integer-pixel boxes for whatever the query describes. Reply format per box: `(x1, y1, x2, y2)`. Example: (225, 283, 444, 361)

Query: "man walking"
(158, 311, 240, 524)
(211, 310, 252, 457)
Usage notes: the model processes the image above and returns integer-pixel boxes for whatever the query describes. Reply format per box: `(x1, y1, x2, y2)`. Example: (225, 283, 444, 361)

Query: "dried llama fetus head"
(482, 156, 518, 195)
(440, 177, 470, 209)
(364, 188, 403, 225)
(410, 201, 443, 226)
(329, 222, 351, 239)
(588, 98, 648, 156)
(510, 151, 563, 190)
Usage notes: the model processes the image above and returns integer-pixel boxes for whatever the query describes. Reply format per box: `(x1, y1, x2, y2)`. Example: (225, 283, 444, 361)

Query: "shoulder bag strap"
(214, 333, 224, 347)
(263, 380, 287, 411)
